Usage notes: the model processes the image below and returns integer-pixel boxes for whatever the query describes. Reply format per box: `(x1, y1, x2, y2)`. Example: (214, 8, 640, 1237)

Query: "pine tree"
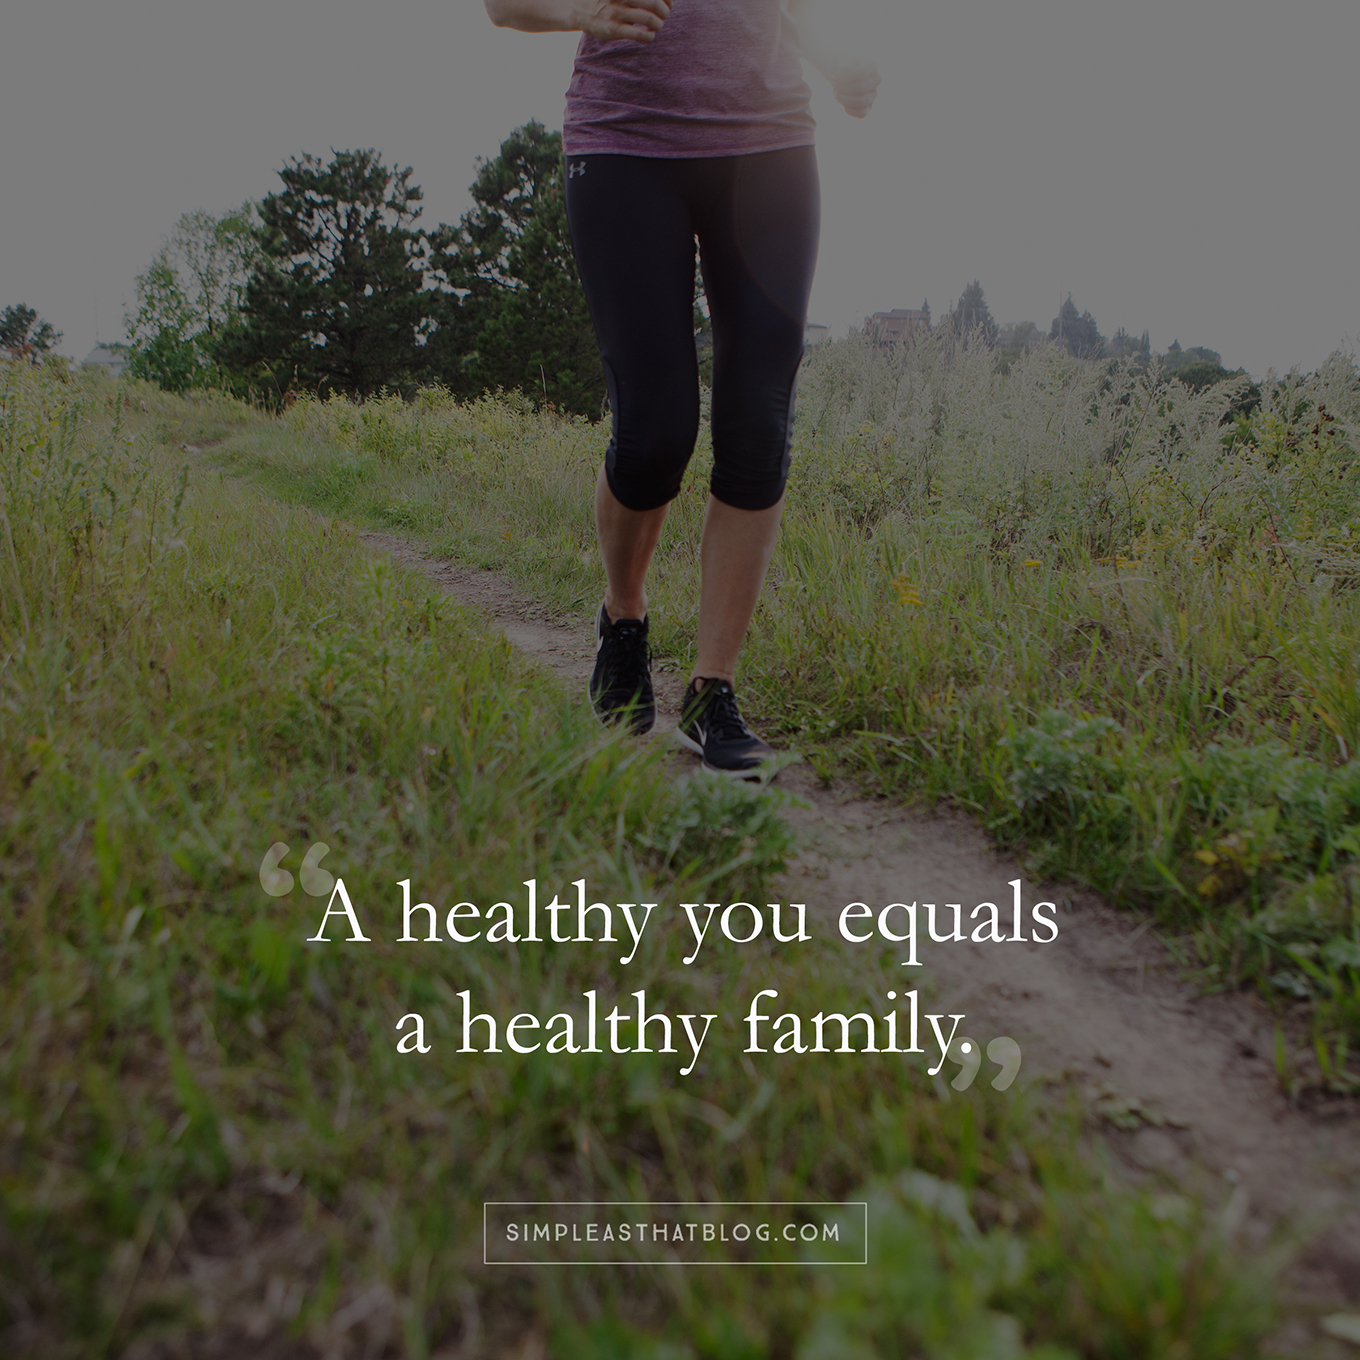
(223, 150, 430, 398)
(951, 280, 997, 348)
(1049, 296, 1105, 359)
(428, 122, 604, 416)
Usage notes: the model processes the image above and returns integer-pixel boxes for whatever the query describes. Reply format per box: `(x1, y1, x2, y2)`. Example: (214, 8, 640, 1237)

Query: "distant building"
(865, 303, 931, 348)
(804, 322, 830, 346)
(82, 343, 128, 378)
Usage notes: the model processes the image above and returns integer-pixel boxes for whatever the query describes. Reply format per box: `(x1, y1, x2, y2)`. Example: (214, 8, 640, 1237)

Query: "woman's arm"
(483, 0, 670, 43)
(787, 0, 881, 119)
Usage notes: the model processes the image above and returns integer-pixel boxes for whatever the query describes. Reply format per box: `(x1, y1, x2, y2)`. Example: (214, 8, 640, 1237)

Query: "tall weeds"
(0, 359, 1281, 1356)
(234, 333, 1360, 1089)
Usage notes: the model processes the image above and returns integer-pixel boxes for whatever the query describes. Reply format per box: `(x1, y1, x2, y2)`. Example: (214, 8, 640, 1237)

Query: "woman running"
(483, 0, 879, 777)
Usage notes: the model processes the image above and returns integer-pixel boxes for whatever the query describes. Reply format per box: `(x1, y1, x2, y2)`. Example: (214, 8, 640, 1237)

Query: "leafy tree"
(1161, 341, 1223, 372)
(224, 150, 431, 398)
(996, 320, 1040, 373)
(1106, 328, 1151, 365)
(1, 304, 62, 361)
(1049, 296, 1105, 359)
(125, 206, 260, 392)
(950, 280, 997, 347)
(429, 121, 604, 416)
(1172, 360, 1239, 392)
(1157, 341, 1242, 392)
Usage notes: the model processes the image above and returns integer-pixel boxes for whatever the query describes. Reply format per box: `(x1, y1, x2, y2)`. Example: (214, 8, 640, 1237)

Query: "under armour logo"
(568, 161, 587, 179)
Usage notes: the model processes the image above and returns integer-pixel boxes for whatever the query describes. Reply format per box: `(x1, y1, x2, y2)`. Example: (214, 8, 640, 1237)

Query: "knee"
(708, 371, 797, 510)
(607, 408, 700, 511)
(709, 449, 790, 511)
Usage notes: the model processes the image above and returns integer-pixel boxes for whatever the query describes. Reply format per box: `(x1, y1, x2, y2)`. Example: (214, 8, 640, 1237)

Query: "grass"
(0, 360, 1290, 1356)
(209, 333, 1360, 1097)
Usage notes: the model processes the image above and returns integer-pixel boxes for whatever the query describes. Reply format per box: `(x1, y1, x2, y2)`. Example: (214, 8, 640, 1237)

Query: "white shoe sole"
(676, 726, 771, 780)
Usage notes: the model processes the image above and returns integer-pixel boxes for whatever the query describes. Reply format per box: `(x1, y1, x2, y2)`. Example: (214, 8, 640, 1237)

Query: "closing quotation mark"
(945, 1036, 1023, 1091)
(259, 842, 335, 897)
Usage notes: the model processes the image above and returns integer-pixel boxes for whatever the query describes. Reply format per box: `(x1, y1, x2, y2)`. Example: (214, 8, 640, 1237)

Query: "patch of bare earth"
(360, 529, 1360, 1354)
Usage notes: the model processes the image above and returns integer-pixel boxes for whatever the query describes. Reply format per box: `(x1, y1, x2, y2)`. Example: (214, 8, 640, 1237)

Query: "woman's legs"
(690, 145, 820, 686)
(565, 155, 703, 527)
(567, 155, 700, 731)
(595, 463, 668, 623)
(567, 147, 819, 764)
(692, 493, 784, 683)
(566, 154, 698, 633)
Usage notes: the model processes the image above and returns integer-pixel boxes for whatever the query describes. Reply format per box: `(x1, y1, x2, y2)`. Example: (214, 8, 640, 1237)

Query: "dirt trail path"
(359, 529, 1360, 1340)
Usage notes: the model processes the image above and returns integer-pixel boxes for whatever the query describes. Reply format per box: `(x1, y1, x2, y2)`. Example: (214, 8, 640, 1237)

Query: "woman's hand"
(787, 0, 881, 117)
(577, 0, 670, 43)
(483, 0, 669, 42)
(829, 57, 880, 119)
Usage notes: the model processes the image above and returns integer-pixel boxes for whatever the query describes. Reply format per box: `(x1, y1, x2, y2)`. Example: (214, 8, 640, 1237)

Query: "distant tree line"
(122, 123, 605, 416)
(60, 127, 1239, 414)
(940, 283, 1245, 392)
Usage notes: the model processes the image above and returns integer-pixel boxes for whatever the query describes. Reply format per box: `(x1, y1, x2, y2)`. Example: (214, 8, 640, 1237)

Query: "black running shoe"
(587, 603, 656, 735)
(677, 677, 774, 778)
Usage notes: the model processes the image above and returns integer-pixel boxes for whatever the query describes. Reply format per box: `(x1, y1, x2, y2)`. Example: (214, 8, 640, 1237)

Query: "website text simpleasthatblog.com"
(483, 1201, 870, 1266)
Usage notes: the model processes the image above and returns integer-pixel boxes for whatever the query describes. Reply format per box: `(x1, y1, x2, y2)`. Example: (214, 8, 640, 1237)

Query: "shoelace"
(697, 683, 752, 741)
(603, 619, 650, 690)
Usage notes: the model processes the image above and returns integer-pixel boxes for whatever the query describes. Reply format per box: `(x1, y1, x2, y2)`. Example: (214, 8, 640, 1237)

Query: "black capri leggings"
(565, 145, 820, 512)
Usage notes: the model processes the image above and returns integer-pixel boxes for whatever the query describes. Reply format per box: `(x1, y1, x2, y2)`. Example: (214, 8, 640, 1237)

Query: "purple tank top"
(563, 0, 815, 159)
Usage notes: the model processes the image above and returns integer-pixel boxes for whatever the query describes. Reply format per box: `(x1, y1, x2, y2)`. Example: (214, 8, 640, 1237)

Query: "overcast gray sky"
(2, 1, 1356, 379)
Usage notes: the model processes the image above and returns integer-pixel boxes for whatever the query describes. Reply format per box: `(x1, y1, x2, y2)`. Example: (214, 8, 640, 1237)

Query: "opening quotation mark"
(259, 842, 335, 897)
(946, 1036, 1023, 1091)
